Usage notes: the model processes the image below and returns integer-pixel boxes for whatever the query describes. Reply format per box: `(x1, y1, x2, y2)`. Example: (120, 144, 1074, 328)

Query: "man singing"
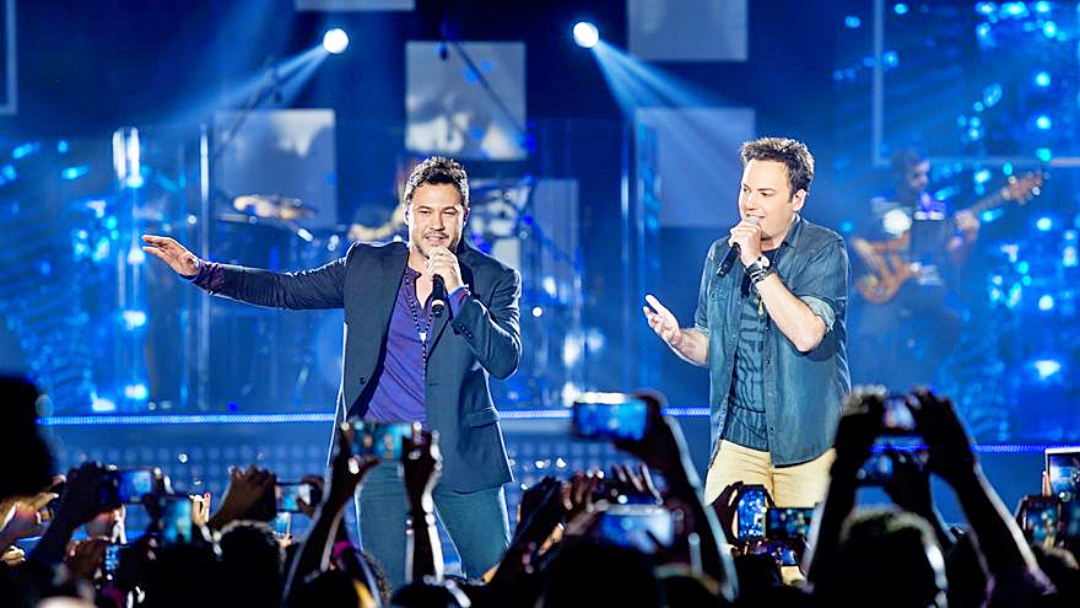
(643, 137, 850, 509)
(143, 156, 520, 587)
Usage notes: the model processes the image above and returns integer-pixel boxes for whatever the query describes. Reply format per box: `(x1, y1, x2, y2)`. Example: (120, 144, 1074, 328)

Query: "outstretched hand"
(643, 295, 684, 349)
(141, 234, 201, 278)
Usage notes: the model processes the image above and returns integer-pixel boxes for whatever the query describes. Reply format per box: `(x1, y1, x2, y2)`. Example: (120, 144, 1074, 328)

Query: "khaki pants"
(703, 440, 834, 508)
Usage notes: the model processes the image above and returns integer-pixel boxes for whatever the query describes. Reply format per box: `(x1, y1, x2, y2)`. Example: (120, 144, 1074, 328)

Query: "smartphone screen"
(881, 395, 916, 434)
(103, 544, 128, 576)
(276, 482, 319, 513)
(766, 507, 814, 539)
(1019, 496, 1060, 547)
(857, 451, 894, 486)
(1045, 448, 1080, 500)
(596, 504, 674, 552)
(571, 393, 648, 441)
(736, 485, 769, 539)
(160, 497, 194, 545)
(350, 421, 416, 460)
(116, 468, 159, 504)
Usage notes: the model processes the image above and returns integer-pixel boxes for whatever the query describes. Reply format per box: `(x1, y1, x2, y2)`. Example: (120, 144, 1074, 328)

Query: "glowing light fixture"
(573, 21, 599, 49)
(322, 28, 349, 54)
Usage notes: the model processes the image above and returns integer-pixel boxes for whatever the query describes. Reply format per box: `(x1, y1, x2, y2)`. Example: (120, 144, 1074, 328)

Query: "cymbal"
(233, 194, 314, 221)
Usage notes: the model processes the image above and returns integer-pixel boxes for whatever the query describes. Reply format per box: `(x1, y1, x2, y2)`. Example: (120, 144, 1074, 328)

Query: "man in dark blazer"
(142, 157, 521, 587)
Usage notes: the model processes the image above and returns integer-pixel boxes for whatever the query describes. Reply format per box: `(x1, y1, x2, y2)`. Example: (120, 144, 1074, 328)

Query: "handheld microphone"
(431, 274, 447, 317)
(718, 217, 760, 277)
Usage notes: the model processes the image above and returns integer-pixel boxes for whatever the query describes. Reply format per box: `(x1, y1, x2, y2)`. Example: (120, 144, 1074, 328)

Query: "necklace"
(404, 271, 433, 352)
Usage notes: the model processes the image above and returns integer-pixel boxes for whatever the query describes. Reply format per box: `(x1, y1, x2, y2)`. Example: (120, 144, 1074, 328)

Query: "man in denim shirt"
(644, 137, 850, 508)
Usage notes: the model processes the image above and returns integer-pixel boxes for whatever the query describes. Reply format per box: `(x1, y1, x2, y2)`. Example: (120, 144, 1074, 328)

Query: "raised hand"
(402, 428, 442, 515)
(831, 387, 887, 478)
(141, 234, 201, 278)
(603, 463, 661, 504)
(208, 464, 277, 529)
(908, 388, 976, 485)
(425, 246, 465, 291)
(643, 294, 684, 349)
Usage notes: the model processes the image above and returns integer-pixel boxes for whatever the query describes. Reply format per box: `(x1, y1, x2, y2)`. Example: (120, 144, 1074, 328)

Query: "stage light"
(1036, 147, 1052, 161)
(61, 165, 90, 181)
(844, 15, 861, 28)
(124, 384, 149, 400)
(122, 310, 147, 330)
(91, 396, 118, 413)
(12, 142, 39, 159)
(573, 21, 599, 49)
(322, 28, 349, 54)
(1035, 1, 1051, 13)
(1036, 216, 1054, 231)
(1033, 359, 1062, 380)
(532, 306, 544, 318)
(1043, 21, 1058, 38)
(1035, 71, 1051, 87)
(893, 3, 909, 16)
(1038, 295, 1055, 311)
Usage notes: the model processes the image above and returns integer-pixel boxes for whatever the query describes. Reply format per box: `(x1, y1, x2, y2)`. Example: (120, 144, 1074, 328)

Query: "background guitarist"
(849, 148, 980, 391)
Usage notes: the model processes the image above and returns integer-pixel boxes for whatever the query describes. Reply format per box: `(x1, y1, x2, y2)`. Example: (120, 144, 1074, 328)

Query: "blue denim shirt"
(694, 215, 851, 466)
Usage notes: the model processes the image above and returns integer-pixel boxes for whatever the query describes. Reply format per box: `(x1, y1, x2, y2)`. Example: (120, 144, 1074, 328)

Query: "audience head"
(1, 375, 54, 499)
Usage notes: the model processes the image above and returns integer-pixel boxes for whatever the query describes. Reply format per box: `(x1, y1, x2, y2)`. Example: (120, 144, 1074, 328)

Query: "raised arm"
(142, 233, 347, 310)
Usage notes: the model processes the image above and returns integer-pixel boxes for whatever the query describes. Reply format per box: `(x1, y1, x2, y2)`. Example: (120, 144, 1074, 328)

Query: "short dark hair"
(890, 147, 928, 178)
(740, 137, 815, 195)
(403, 156, 470, 208)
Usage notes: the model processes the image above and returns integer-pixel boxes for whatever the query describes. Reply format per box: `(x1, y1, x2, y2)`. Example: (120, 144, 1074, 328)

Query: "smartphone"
(571, 393, 648, 441)
(1045, 447, 1080, 501)
(349, 421, 417, 460)
(736, 485, 769, 540)
(856, 451, 895, 486)
(103, 544, 130, 577)
(115, 467, 164, 504)
(159, 496, 194, 545)
(766, 507, 815, 540)
(1018, 495, 1060, 547)
(881, 395, 917, 434)
(596, 504, 674, 553)
(276, 482, 321, 513)
(272, 512, 292, 539)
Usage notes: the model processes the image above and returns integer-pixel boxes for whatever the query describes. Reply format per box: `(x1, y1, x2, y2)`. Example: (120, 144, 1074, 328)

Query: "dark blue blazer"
(202, 240, 521, 492)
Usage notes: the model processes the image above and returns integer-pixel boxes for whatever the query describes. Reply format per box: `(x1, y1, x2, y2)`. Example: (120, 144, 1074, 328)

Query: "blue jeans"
(355, 463, 510, 589)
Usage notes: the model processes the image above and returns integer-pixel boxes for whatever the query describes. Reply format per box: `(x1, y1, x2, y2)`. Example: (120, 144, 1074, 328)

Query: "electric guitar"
(852, 171, 1044, 305)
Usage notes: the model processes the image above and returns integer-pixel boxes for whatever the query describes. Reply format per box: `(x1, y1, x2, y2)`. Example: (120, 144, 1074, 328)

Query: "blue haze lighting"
(845, 15, 862, 28)
(322, 28, 349, 54)
(1036, 216, 1054, 231)
(573, 21, 599, 48)
(1034, 71, 1051, 87)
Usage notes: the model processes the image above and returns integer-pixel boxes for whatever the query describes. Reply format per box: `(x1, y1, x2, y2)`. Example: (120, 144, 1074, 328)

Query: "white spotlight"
(573, 21, 599, 49)
(323, 28, 350, 55)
